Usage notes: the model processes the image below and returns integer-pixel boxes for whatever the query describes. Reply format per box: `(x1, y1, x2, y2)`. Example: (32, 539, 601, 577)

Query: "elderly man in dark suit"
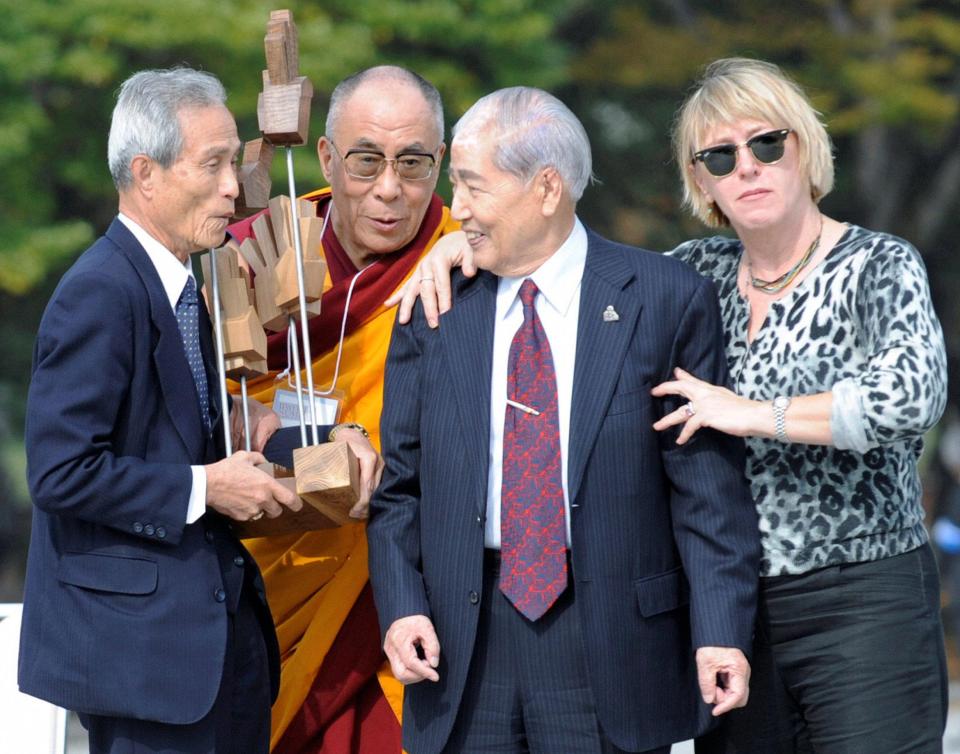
(18, 68, 304, 754)
(367, 86, 761, 754)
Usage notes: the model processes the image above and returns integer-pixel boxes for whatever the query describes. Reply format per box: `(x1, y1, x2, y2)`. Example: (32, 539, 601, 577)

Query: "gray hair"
(108, 67, 227, 190)
(452, 87, 593, 202)
(325, 65, 444, 145)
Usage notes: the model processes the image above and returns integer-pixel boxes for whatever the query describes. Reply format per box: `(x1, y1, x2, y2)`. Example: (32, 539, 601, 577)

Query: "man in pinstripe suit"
(368, 87, 760, 754)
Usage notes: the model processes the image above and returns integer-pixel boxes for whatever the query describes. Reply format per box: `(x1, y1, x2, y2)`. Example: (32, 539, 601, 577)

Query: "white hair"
(453, 86, 593, 201)
(108, 67, 227, 190)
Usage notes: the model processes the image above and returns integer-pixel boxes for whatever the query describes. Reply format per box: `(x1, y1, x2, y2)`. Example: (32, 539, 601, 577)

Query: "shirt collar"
(118, 213, 194, 311)
(497, 217, 588, 319)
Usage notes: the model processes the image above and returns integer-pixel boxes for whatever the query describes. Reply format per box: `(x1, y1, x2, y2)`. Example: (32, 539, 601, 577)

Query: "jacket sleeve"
(25, 269, 193, 545)
(659, 276, 761, 653)
(367, 307, 432, 638)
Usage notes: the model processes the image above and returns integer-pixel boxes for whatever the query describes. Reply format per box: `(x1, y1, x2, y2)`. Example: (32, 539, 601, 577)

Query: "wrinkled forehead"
(449, 130, 496, 175)
(336, 81, 440, 148)
(176, 104, 240, 155)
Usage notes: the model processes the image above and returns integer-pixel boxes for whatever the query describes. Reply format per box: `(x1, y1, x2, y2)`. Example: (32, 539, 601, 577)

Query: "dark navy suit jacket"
(19, 219, 279, 724)
(368, 229, 761, 753)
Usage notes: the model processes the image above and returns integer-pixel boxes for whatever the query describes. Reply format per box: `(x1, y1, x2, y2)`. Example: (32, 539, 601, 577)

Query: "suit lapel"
(568, 231, 642, 504)
(106, 220, 206, 461)
(440, 272, 497, 514)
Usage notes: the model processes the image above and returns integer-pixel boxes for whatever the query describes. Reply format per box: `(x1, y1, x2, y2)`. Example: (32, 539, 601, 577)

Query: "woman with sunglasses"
(658, 57, 948, 753)
(389, 57, 948, 752)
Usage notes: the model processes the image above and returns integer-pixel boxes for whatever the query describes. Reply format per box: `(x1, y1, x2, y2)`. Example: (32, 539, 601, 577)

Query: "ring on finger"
(683, 402, 696, 418)
(420, 277, 434, 283)
(250, 511, 265, 521)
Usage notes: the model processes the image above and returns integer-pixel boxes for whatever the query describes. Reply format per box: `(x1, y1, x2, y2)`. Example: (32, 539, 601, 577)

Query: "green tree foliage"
(3, 1, 959, 597)
(0, 0, 572, 597)
(565, 0, 960, 399)
(0, 0, 571, 294)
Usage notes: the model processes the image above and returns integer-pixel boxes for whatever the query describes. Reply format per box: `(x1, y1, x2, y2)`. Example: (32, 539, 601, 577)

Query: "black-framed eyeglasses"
(329, 142, 438, 181)
(692, 128, 793, 178)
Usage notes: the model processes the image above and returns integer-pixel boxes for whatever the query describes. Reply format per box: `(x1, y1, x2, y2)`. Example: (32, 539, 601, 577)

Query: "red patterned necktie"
(500, 279, 567, 621)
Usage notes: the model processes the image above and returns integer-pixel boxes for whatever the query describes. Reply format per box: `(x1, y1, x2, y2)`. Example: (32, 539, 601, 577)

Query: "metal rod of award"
(286, 145, 320, 445)
(239, 373, 251, 452)
(289, 314, 308, 447)
(208, 246, 233, 456)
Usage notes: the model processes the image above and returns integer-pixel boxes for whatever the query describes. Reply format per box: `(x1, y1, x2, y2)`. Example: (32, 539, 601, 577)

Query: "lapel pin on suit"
(603, 305, 620, 322)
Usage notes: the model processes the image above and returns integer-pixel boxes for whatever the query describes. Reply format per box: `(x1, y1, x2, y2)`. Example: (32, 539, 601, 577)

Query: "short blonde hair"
(672, 58, 835, 228)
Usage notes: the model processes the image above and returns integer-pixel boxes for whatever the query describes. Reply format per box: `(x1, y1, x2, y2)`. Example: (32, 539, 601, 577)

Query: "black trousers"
(81, 583, 271, 754)
(443, 550, 669, 754)
(697, 544, 947, 754)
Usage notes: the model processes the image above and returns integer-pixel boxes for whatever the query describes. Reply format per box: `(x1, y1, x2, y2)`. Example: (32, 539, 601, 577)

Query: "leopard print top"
(671, 225, 947, 576)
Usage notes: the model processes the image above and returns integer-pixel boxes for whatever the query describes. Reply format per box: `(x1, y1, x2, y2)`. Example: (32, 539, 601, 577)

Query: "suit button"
(214, 588, 226, 603)
(133, 522, 144, 534)
(205, 530, 215, 543)
(144, 524, 155, 536)
(469, 591, 479, 605)
(156, 527, 166, 539)
(233, 555, 245, 567)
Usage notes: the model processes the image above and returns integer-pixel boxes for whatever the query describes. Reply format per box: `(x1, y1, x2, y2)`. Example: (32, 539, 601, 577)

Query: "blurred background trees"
(1, 0, 958, 596)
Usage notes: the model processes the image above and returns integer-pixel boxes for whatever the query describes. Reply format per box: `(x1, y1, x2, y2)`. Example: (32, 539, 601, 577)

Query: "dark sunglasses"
(692, 128, 793, 177)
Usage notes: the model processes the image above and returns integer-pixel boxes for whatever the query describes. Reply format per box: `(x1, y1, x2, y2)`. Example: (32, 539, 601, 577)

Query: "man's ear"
(129, 154, 155, 196)
(317, 136, 334, 182)
(538, 167, 565, 217)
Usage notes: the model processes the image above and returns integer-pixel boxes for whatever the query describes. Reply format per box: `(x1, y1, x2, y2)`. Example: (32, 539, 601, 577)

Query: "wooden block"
(240, 268, 256, 306)
(257, 76, 313, 146)
(293, 442, 360, 525)
(244, 138, 275, 170)
(266, 10, 298, 83)
(233, 465, 339, 538)
(299, 198, 315, 217)
(274, 249, 326, 311)
(213, 245, 235, 286)
(300, 216, 323, 259)
(254, 272, 288, 332)
(251, 214, 278, 267)
(268, 195, 293, 254)
(223, 307, 268, 363)
(269, 9, 294, 23)
(200, 252, 212, 293)
(235, 139, 274, 219)
(220, 277, 250, 318)
(264, 30, 292, 85)
(224, 356, 268, 379)
(238, 237, 267, 277)
(224, 238, 244, 259)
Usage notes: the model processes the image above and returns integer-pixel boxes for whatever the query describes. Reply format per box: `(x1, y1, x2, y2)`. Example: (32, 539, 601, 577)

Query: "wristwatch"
(328, 422, 369, 442)
(772, 396, 791, 442)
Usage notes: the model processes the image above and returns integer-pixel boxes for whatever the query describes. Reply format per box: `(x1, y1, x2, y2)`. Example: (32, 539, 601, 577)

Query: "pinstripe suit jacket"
(368, 228, 760, 753)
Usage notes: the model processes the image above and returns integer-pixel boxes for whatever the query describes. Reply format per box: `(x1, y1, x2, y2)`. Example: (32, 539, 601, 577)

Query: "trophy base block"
(233, 463, 339, 538)
(293, 442, 360, 526)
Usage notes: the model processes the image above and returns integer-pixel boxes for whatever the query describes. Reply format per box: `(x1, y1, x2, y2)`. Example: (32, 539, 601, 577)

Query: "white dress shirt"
(484, 218, 588, 549)
(117, 213, 207, 524)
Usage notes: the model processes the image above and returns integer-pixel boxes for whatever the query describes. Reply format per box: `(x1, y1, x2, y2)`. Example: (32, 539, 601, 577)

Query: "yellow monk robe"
(228, 188, 458, 749)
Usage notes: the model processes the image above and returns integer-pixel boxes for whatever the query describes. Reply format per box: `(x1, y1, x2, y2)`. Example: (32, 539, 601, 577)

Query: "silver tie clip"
(506, 399, 540, 416)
